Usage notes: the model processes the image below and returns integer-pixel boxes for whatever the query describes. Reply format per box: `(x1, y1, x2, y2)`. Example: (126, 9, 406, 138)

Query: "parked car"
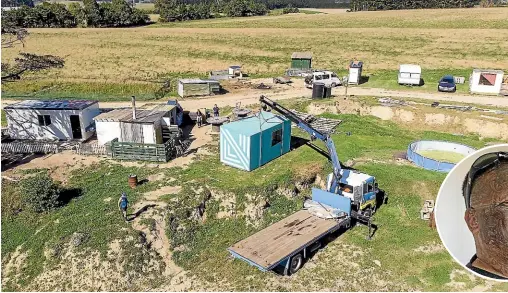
(304, 71, 342, 89)
(438, 75, 456, 92)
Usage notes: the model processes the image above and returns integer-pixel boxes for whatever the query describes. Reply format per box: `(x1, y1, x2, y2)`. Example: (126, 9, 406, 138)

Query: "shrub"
(20, 173, 61, 213)
(282, 5, 299, 14)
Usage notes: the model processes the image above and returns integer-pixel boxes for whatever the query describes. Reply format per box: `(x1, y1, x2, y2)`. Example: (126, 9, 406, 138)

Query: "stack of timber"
(289, 110, 342, 134)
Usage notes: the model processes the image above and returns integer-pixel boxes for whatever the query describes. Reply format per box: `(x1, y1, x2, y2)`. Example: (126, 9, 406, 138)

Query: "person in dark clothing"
(213, 104, 219, 117)
(463, 152, 508, 280)
(118, 192, 129, 222)
(196, 111, 202, 127)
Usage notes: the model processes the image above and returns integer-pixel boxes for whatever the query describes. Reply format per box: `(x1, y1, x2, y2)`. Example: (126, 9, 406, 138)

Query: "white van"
(305, 71, 342, 88)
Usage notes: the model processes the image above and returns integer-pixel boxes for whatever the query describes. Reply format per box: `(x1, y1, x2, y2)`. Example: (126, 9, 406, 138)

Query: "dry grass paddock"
(2, 8, 507, 85)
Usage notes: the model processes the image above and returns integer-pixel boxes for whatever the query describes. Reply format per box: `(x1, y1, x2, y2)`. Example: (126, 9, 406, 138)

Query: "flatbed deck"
(228, 210, 346, 270)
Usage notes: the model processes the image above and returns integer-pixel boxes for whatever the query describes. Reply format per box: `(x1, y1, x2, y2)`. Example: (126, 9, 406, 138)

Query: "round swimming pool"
(407, 140, 476, 173)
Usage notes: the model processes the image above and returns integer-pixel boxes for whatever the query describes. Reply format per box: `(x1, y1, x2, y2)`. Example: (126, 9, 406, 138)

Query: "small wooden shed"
(220, 111, 291, 171)
(94, 105, 175, 145)
(291, 52, 312, 69)
(178, 79, 221, 98)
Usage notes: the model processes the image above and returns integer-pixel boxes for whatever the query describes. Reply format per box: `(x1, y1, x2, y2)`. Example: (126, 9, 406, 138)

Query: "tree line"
(349, 0, 478, 11)
(1, 0, 149, 28)
(154, 0, 269, 22)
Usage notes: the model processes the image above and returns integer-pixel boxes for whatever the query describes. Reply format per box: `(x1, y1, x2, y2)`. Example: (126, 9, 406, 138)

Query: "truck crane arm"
(259, 95, 342, 193)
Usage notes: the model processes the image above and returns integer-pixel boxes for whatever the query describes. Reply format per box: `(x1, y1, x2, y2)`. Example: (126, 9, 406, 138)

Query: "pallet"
(289, 110, 342, 134)
(75, 143, 108, 156)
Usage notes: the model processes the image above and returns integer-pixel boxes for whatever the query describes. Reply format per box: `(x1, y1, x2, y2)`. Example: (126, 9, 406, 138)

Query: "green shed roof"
(221, 111, 287, 136)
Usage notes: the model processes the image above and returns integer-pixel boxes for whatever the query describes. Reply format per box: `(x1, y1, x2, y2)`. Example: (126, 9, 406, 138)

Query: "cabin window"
(271, 129, 282, 146)
(322, 74, 330, 80)
(339, 183, 354, 193)
(38, 115, 51, 126)
(315, 75, 323, 80)
(331, 73, 338, 78)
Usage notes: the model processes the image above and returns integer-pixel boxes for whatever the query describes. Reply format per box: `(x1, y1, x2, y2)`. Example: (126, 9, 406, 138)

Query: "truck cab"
(305, 71, 342, 88)
(328, 169, 378, 213)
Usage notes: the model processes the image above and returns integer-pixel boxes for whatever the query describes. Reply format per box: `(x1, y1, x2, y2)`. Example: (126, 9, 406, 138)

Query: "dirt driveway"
(2, 78, 507, 110)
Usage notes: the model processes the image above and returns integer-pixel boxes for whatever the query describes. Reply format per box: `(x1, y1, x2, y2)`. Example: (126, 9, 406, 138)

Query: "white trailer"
(469, 69, 504, 95)
(398, 64, 422, 86)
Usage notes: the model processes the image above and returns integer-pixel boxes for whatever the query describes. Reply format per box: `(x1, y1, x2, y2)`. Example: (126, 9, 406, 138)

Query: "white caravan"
(398, 64, 422, 86)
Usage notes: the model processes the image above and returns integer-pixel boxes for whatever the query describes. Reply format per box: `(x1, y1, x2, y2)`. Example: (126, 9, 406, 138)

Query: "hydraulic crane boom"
(259, 95, 342, 193)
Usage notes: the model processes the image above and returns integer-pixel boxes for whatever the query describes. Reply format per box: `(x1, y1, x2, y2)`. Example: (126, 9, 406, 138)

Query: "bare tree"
(2, 53, 64, 82)
(1, 25, 65, 83)
(1, 27, 29, 48)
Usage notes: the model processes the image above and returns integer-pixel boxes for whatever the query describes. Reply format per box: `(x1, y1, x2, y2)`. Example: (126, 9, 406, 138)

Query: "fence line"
(108, 138, 176, 162)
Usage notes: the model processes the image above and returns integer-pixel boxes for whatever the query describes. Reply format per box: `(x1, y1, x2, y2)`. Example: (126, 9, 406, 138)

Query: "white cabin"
(4, 100, 100, 141)
(469, 69, 504, 95)
(398, 64, 422, 86)
(94, 105, 176, 145)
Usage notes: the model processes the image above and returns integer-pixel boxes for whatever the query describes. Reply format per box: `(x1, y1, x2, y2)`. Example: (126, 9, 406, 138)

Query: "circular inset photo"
(435, 144, 508, 281)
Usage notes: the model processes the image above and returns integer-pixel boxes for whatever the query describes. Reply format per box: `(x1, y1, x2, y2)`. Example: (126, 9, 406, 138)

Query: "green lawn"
(3, 99, 507, 291)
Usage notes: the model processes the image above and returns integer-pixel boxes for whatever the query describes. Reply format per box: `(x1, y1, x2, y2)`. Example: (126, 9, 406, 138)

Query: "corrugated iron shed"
(94, 108, 167, 123)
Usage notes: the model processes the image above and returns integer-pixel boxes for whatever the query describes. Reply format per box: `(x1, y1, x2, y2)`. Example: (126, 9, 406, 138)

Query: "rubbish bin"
(324, 85, 332, 98)
(312, 82, 325, 99)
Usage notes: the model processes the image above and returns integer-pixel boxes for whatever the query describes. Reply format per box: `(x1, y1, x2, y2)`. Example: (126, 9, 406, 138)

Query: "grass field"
(2, 8, 507, 100)
(2, 99, 508, 291)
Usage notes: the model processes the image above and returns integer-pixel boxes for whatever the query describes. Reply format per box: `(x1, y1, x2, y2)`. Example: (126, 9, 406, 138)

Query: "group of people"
(196, 104, 220, 128)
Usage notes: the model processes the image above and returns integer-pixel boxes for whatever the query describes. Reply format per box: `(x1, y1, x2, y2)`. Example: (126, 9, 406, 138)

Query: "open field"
(2, 98, 508, 291)
(2, 8, 507, 100)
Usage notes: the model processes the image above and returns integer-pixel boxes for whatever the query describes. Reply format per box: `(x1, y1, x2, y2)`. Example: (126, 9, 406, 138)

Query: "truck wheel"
(289, 254, 303, 275)
(331, 82, 336, 87)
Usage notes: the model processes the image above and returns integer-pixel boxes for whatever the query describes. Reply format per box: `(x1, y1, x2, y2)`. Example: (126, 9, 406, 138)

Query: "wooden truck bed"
(228, 210, 345, 270)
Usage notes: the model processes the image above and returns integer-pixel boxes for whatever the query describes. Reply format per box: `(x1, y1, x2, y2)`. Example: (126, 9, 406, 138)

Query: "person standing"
(118, 192, 129, 222)
(196, 111, 202, 128)
(213, 104, 219, 117)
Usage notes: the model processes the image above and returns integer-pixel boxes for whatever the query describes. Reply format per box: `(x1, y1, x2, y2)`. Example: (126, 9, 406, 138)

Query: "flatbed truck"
(229, 188, 354, 275)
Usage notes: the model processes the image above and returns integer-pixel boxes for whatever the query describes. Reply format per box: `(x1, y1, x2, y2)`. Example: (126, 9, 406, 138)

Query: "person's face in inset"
(465, 162, 508, 277)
